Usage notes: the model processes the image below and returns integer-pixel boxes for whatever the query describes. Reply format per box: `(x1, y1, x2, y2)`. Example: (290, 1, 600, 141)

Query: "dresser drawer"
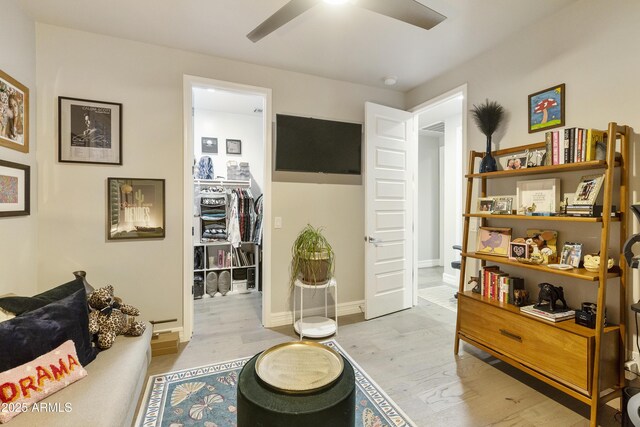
(458, 295, 590, 393)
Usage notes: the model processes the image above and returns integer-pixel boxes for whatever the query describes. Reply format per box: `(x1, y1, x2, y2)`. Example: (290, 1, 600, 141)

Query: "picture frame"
(509, 242, 529, 260)
(58, 97, 122, 165)
(0, 69, 29, 153)
(526, 149, 546, 168)
(528, 83, 565, 133)
(201, 137, 218, 154)
(476, 227, 512, 257)
(560, 242, 582, 268)
(492, 197, 513, 214)
(477, 197, 494, 213)
(504, 155, 528, 170)
(573, 174, 605, 206)
(107, 178, 165, 240)
(526, 229, 558, 264)
(0, 159, 29, 217)
(226, 139, 242, 155)
(516, 178, 560, 214)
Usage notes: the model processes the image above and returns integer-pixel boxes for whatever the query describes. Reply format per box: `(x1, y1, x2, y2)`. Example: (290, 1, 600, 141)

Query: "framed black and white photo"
(0, 159, 29, 217)
(0, 69, 29, 153)
(201, 137, 218, 154)
(107, 178, 165, 240)
(58, 97, 122, 165)
(226, 139, 242, 155)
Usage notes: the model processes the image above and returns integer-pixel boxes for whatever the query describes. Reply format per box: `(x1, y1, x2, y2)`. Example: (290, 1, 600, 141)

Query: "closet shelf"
(195, 179, 251, 187)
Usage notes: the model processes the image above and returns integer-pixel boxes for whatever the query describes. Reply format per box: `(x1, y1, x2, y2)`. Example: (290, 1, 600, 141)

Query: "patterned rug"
(417, 285, 458, 312)
(137, 340, 414, 427)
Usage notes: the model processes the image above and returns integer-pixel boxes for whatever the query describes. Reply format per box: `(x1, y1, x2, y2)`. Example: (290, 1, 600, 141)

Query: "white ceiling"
(21, 0, 576, 91)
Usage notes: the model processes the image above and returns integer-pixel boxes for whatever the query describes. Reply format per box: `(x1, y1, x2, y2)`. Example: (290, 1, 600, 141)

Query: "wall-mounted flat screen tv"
(275, 114, 362, 175)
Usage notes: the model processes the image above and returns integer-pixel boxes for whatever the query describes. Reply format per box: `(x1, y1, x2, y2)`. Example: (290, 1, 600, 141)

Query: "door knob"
(366, 236, 381, 246)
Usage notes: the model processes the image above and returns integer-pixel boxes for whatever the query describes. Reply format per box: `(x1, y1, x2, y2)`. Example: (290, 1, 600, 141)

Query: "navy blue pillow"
(0, 278, 84, 315)
(0, 286, 98, 371)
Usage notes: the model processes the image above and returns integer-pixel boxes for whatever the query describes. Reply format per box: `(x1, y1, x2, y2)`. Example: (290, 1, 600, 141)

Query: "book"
(563, 128, 570, 164)
(581, 127, 587, 162)
(552, 130, 560, 165)
(585, 129, 605, 161)
(576, 128, 583, 163)
(544, 131, 553, 166)
(520, 304, 575, 322)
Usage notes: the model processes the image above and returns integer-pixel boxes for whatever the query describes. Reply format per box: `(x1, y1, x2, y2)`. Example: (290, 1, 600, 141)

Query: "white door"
(364, 102, 415, 320)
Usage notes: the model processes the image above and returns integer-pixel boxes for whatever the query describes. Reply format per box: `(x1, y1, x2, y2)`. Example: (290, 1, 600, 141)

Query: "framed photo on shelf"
(476, 227, 512, 257)
(560, 242, 582, 268)
(477, 197, 494, 213)
(0, 69, 29, 153)
(516, 178, 560, 214)
(527, 149, 546, 167)
(509, 242, 529, 260)
(528, 83, 565, 133)
(201, 137, 218, 154)
(492, 197, 513, 214)
(573, 174, 605, 205)
(226, 139, 242, 155)
(107, 178, 165, 240)
(0, 159, 29, 217)
(503, 155, 528, 170)
(58, 97, 122, 165)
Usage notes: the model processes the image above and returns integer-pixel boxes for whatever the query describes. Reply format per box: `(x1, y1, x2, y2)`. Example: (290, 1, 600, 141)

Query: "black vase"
(479, 135, 497, 173)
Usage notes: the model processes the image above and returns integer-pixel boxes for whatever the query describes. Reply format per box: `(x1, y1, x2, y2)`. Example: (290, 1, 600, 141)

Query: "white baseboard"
(418, 259, 440, 268)
(268, 300, 365, 328)
(442, 272, 458, 286)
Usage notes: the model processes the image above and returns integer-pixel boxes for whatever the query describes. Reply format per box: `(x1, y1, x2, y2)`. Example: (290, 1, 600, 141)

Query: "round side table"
(293, 278, 337, 339)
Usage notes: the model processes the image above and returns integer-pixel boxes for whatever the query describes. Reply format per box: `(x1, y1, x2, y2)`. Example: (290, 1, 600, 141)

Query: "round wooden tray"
(255, 341, 344, 394)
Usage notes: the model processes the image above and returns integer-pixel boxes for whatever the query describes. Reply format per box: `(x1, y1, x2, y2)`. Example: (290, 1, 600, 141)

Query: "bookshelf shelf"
(455, 122, 631, 427)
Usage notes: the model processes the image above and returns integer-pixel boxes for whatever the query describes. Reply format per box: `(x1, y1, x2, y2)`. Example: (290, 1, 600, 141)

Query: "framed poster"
(573, 174, 604, 205)
(0, 160, 29, 217)
(107, 178, 165, 240)
(201, 137, 218, 154)
(516, 178, 560, 214)
(476, 227, 512, 257)
(0, 69, 29, 153)
(226, 139, 242, 155)
(528, 83, 565, 133)
(58, 97, 122, 165)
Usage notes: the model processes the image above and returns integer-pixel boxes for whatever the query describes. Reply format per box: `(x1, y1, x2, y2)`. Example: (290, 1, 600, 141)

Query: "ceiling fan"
(247, 0, 446, 42)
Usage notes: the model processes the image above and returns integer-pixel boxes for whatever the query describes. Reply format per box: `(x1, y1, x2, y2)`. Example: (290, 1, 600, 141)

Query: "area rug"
(137, 340, 414, 427)
(417, 285, 458, 312)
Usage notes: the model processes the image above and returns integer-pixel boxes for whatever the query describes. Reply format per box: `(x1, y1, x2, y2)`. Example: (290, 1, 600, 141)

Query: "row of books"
(232, 247, 255, 267)
(520, 304, 575, 322)
(479, 266, 524, 304)
(545, 128, 605, 165)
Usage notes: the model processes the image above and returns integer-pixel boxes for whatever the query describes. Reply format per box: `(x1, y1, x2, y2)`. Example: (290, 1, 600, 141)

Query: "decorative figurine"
(513, 289, 529, 307)
(535, 283, 567, 312)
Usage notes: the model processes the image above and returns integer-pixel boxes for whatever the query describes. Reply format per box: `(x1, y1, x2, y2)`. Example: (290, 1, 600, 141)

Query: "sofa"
(0, 279, 152, 426)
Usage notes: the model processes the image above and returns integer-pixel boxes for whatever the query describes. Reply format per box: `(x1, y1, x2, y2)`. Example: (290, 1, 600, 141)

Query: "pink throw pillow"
(0, 340, 87, 423)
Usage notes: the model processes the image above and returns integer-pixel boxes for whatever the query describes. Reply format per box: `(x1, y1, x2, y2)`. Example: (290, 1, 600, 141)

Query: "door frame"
(409, 84, 468, 305)
(182, 75, 273, 341)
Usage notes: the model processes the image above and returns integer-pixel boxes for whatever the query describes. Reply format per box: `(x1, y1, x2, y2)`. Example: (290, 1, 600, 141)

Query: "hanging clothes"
(227, 190, 241, 248)
(197, 156, 214, 180)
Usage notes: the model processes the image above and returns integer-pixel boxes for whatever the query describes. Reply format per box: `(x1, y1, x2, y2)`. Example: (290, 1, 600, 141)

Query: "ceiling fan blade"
(247, 0, 322, 42)
(357, 0, 446, 31)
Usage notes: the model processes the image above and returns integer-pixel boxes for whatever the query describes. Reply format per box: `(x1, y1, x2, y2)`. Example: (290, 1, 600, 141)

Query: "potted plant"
(471, 99, 505, 173)
(290, 224, 335, 286)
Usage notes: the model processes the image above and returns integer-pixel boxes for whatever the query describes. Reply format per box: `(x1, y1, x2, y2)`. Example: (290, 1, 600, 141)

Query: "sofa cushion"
(0, 279, 84, 316)
(0, 287, 98, 372)
(0, 340, 87, 424)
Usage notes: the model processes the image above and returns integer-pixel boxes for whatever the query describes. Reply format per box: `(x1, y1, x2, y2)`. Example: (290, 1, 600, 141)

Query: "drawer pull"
(499, 329, 522, 342)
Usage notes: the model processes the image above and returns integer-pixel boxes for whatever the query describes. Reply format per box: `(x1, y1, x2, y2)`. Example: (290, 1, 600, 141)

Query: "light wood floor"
(145, 268, 621, 426)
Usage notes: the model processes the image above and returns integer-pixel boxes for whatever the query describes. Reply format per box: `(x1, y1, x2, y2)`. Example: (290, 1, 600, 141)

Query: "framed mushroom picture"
(528, 83, 565, 133)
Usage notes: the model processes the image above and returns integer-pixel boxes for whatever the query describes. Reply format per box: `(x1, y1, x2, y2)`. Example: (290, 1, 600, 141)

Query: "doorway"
(412, 86, 466, 305)
(182, 76, 272, 341)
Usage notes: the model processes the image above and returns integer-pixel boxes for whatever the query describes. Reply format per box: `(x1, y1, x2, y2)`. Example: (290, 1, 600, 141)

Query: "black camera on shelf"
(575, 302, 604, 329)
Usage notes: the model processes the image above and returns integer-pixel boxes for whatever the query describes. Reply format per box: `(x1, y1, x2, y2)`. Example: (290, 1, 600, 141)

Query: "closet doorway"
(182, 76, 272, 341)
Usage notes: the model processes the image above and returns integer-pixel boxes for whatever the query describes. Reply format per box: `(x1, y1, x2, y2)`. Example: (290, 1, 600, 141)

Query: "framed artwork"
(516, 178, 560, 214)
(226, 139, 242, 155)
(573, 174, 604, 205)
(528, 83, 565, 133)
(476, 227, 512, 257)
(477, 197, 494, 213)
(58, 97, 122, 165)
(560, 242, 582, 268)
(504, 155, 528, 170)
(0, 69, 29, 153)
(201, 137, 218, 154)
(509, 242, 529, 260)
(107, 178, 165, 240)
(0, 160, 29, 217)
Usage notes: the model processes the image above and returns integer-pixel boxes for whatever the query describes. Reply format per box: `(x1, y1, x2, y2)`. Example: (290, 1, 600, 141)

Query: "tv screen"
(275, 114, 362, 175)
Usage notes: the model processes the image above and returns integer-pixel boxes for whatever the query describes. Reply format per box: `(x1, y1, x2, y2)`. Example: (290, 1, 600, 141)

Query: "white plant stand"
(293, 278, 337, 340)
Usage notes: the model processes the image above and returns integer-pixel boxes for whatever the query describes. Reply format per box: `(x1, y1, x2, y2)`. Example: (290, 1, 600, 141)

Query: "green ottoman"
(237, 353, 355, 427)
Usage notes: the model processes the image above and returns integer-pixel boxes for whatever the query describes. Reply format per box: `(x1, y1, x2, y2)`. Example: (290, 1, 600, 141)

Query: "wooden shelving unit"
(454, 122, 632, 426)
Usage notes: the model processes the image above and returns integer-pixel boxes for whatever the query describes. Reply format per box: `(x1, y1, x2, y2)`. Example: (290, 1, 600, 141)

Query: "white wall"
(441, 114, 463, 284)
(0, 0, 37, 295)
(406, 0, 640, 351)
(194, 109, 264, 194)
(34, 23, 404, 327)
(417, 134, 440, 266)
